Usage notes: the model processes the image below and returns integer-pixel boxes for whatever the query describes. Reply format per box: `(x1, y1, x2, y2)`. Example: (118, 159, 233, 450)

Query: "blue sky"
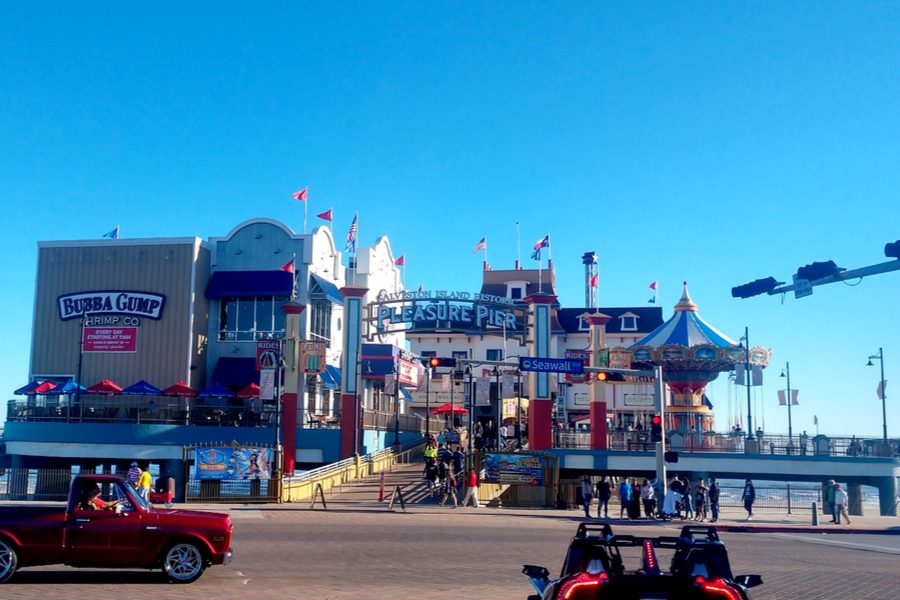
(1, 2, 898, 436)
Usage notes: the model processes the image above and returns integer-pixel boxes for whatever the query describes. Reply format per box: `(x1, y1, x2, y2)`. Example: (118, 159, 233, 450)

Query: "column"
(281, 303, 306, 476)
(877, 476, 898, 517)
(524, 294, 557, 450)
(582, 312, 612, 450)
(847, 482, 864, 516)
(340, 286, 369, 458)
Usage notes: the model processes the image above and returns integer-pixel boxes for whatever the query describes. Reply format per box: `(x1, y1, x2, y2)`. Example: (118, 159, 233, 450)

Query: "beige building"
(31, 238, 211, 391)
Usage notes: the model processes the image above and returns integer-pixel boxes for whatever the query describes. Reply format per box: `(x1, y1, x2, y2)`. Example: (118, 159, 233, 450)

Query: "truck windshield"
(116, 483, 149, 512)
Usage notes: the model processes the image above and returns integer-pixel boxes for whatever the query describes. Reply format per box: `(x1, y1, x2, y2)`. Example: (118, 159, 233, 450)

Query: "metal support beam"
(769, 259, 900, 295)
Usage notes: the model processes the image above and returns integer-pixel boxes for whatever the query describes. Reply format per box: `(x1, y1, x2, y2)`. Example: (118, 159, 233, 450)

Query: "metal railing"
(555, 430, 900, 458)
(362, 409, 444, 434)
(7, 396, 276, 428)
(0, 469, 76, 501)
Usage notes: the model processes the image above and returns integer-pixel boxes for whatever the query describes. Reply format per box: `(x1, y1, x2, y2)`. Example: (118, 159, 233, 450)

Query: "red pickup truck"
(0, 474, 233, 583)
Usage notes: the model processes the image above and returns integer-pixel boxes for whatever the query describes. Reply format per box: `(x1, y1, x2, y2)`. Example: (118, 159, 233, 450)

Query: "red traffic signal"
(652, 415, 662, 426)
(428, 357, 456, 368)
(596, 371, 626, 382)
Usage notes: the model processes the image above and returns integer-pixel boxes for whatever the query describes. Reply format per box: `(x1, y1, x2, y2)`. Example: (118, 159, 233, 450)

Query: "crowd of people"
(423, 431, 480, 508)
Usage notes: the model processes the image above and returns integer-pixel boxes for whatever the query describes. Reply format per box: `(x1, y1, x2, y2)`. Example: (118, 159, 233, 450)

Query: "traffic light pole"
(654, 366, 666, 513)
(768, 259, 900, 295)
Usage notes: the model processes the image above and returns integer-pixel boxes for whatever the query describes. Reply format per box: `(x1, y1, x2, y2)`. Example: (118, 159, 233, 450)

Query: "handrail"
(284, 435, 427, 484)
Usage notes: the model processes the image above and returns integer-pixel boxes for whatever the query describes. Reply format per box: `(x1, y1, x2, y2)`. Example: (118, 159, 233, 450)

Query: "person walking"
(682, 478, 694, 520)
(708, 477, 720, 523)
(640, 479, 655, 519)
(440, 466, 459, 508)
(618, 478, 632, 519)
(581, 475, 594, 519)
(742, 479, 756, 520)
(629, 479, 641, 520)
(825, 480, 837, 523)
(695, 478, 709, 522)
(596, 476, 611, 519)
(127, 462, 141, 489)
(137, 465, 152, 503)
(424, 461, 439, 497)
(834, 483, 851, 525)
(461, 468, 480, 508)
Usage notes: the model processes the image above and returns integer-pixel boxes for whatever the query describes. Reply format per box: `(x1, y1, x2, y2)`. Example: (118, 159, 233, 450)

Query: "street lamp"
(867, 348, 887, 443)
(740, 327, 754, 441)
(780, 362, 793, 441)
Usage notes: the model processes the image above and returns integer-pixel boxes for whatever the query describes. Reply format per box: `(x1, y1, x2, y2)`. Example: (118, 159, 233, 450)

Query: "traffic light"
(428, 357, 456, 368)
(731, 277, 781, 299)
(595, 371, 626, 382)
(664, 451, 679, 464)
(650, 415, 662, 443)
(886, 240, 900, 259)
(796, 260, 841, 282)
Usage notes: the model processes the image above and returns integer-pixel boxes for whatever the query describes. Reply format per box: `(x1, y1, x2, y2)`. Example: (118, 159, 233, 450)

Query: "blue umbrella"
(46, 381, 87, 395)
(198, 383, 235, 398)
(121, 380, 163, 396)
(14, 381, 43, 395)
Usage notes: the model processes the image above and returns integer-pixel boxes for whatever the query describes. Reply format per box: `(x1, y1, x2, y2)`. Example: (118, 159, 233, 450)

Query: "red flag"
(280, 259, 295, 274)
(316, 208, 332, 221)
(589, 274, 598, 288)
(418, 285, 423, 292)
(395, 255, 405, 266)
(649, 281, 658, 291)
(292, 188, 308, 202)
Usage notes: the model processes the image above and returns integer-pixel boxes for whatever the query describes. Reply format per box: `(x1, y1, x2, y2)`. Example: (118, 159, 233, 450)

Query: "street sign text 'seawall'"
(519, 357, 584, 374)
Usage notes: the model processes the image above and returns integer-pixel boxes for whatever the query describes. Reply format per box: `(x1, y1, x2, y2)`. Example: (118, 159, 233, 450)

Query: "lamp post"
(780, 362, 793, 441)
(466, 366, 473, 455)
(867, 348, 887, 443)
(392, 362, 401, 447)
(492, 366, 501, 450)
(741, 327, 754, 441)
(516, 368, 522, 449)
(425, 366, 432, 439)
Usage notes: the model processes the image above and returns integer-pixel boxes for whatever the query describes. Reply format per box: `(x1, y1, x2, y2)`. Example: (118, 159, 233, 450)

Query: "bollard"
(812, 501, 818, 526)
(379, 471, 386, 502)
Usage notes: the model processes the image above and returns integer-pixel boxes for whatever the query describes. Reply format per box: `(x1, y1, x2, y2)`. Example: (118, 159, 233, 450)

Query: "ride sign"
(518, 357, 584, 374)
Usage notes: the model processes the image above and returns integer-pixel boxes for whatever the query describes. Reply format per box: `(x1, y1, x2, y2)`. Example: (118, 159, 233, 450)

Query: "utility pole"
(785, 362, 793, 441)
(654, 366, 666, 510)
(744, 327, 754, 441)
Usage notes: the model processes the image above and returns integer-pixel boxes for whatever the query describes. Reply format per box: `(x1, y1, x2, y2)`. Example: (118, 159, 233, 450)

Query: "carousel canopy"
(630, 283, 736, 349)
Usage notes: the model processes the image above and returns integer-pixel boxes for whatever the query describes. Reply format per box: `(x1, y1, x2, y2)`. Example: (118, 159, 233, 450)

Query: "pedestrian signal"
(664, 451, 679, 463)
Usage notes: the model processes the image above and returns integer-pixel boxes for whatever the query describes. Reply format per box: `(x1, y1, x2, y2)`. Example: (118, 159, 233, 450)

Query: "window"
(420, 351, 436, 359)
(310, 299, 332, 346)
(486, 349, 503, 361)
(510, 287, 522, 300)
(620, 313, 638, 331)
(218, 296, 290, 341)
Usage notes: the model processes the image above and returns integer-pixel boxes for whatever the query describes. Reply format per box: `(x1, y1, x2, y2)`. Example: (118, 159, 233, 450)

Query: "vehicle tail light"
(557, 571, 610, 600)
(695, 576, 742, 600)
(642, 539, 660, 576)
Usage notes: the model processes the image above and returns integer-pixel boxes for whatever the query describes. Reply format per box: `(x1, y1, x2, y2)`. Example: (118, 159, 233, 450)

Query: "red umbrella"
(429, 403, 468, 415)
(86, 380, 123, 395)
(236, 383, 260, 399)
(26, 381, 57, 395)
(162, 382, 198, 397)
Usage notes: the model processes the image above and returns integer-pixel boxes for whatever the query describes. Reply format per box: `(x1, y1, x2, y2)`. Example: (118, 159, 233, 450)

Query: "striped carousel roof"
(629, 283, 736, 349)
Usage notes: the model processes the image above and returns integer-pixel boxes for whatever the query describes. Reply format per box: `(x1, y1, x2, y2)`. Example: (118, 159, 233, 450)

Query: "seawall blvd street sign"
(519, 357, 584, 374)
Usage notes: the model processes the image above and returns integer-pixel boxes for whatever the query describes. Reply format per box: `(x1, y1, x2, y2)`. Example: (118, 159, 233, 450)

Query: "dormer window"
(510, 287, 522, 300)
(506, 281, 527, 301)
(619, 312, 638, 331)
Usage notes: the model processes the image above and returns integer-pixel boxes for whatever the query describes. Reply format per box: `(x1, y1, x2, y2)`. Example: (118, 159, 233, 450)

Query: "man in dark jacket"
(596, 476, 611, 519)
(708, 477, 720, 523)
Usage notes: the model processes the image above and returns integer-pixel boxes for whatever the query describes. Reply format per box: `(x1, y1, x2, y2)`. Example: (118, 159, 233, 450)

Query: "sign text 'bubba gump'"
(58, 291, 167, 321)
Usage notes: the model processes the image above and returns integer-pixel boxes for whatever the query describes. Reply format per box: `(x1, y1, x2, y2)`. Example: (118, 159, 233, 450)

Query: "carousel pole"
(744, 326, 754, 441)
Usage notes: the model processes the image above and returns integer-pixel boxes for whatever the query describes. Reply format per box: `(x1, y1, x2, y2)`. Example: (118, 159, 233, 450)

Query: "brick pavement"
(4, 503, 900, 598)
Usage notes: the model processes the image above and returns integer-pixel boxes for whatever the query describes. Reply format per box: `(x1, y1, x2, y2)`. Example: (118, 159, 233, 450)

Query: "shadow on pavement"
(11, 570, 166, 584)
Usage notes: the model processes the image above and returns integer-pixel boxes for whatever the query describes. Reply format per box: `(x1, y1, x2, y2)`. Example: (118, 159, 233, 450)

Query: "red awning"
(162, 382, 198, 397)
(86, 380, 123, 394)
(429, 403, 468, 415)
(236, 383, 260, 399)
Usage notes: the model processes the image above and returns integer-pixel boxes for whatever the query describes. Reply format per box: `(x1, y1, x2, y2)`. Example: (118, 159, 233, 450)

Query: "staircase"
(326, 462, 442, 505)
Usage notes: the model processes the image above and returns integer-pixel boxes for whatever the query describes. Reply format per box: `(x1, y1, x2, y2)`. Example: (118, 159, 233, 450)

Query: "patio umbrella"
(25, 381, 57, 395)
(86, 380, 123, 394)
(429, 403, 468, 415)
(162, 382, 198, 397)
(236, 383, 260, 399)
(46, 381, 87, 395)
(121, 380, 163, 396)
(197, 383, 235, 398)
(14, 381, 44, 395)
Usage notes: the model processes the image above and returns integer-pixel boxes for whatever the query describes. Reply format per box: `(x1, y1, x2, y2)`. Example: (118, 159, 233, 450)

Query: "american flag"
(346, 215, 358, 253)
(473, 237, 486, 253)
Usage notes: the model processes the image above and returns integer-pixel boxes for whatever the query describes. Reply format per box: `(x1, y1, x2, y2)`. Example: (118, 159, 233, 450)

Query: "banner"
(83, 327, 137, 353)
(259, 369, 275, 400)
(502, 374, 515, 400)
(609, 348, 632, 370)
(384, 373, 396, 395)
(196, 447, 273, 480)
(299, 342, 325, 373)
(257, 341, 282, 370)
(564, 350, 589, 383)
(483, 454, 544, 485)
(442, 374, 452, 392)
(476, 377, 491, 406)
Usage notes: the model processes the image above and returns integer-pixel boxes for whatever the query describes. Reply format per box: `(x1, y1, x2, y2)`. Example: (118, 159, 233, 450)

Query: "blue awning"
(319, 370, 336, 390)
(206, 270, 295, 298)
(401, 388, 412, 403)
(211, 357, 259, 387)
(310, 274, 344, 305)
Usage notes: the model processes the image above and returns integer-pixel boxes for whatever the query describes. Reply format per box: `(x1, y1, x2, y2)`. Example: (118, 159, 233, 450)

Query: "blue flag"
(102, 226, 119, 239)
(530, 247, 541, 261)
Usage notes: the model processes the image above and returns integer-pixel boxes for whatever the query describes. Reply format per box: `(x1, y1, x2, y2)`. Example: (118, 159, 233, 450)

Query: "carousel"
(622, 283, 771, 435)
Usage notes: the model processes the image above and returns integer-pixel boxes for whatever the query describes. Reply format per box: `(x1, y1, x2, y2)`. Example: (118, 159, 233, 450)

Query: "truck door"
(67, 508, 115, 567)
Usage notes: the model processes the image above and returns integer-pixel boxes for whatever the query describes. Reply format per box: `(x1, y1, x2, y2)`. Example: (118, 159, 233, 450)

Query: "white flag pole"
(304, 187, 308, 234)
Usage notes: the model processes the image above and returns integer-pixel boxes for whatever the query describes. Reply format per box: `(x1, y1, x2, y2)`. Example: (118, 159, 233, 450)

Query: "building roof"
(479, 267, 556, 298)
(556, 307, 664, 335)
(629, 284, 736, 348)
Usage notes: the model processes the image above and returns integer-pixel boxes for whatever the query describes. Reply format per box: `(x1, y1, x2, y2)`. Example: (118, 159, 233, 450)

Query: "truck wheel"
(0, 539, 18, 583)
(162, 542, 205, 583)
